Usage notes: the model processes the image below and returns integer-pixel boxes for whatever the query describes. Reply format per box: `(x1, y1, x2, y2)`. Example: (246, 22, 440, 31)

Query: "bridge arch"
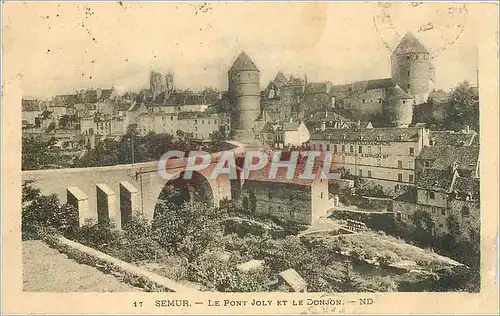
(152, 170, 214, 221)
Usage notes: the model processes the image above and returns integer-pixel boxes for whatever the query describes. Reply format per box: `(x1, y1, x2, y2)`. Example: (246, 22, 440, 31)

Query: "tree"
(22, 181, 78, 240)
(22, 137, 57, 170)
(46, 121, 56, 132)
(151, 187, 226, 261)
(446, 81, 479, 132)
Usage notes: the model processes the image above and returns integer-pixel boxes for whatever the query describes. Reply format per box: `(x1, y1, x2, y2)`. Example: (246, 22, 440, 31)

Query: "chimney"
(321, 122, 326, 131)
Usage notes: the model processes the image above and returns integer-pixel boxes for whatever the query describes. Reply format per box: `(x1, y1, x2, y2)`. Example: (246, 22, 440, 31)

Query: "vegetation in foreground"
(22, 181, 479, 292)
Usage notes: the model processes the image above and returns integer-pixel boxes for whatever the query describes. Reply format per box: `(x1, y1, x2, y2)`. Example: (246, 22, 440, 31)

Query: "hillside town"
(22, 32, 481, 293)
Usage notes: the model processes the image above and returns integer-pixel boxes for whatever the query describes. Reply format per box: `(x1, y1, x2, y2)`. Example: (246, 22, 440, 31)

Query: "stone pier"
(66, 187, 92, 227)
(119, 181, 139, 228)
(96, 183, 118, 229)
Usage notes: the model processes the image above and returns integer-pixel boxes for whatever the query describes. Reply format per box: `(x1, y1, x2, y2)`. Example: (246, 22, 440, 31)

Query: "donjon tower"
(390, 32, 435, 105)
(228, 51, 261, 142)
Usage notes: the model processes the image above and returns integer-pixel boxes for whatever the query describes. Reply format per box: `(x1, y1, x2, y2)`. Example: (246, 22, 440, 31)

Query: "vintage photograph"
(3, 1, 495, 305)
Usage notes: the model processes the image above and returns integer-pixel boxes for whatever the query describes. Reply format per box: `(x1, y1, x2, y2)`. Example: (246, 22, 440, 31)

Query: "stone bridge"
(22, 147, 248, 229)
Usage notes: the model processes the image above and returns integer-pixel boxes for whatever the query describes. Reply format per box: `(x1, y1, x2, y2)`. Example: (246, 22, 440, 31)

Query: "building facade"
(309, 127, 431, 194)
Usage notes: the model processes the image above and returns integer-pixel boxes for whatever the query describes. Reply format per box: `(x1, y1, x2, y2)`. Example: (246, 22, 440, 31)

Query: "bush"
(22, 181, 79, 240)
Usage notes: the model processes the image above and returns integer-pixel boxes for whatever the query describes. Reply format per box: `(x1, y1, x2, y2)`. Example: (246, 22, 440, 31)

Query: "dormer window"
(359, 135, 364, 140)
(398, 134, 404, 140)
(376, 135, 382, 141)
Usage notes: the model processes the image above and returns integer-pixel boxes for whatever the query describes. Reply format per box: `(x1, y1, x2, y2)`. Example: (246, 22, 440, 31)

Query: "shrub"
(22, 181, 78, 240)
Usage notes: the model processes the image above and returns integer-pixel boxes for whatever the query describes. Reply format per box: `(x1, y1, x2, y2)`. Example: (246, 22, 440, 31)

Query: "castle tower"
(386, 85, 415, 127)
(390, 32, 435, 104)
(228, 51, 261, 142)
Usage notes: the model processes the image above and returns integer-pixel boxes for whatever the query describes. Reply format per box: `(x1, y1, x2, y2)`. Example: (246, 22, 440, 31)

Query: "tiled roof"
(177, 111, 212, 120)
(228, 51, 259, 73)
(287, 75, 305, 86)
(261, 121, 302, 133)
(53, 94, 78, 107)
(273, 71, 288, 87)
(391, 85, 414, 99)
(394, 186, 417, 203)
(392, 32, 430, 55)
(310, 127, 422, 142)
(429, 131, 476, 147)
(417, 168, 457, 192)
(329, 78, 395, 95)
(417, 145, 479, 175)
(452, 177, 480, 200)
(244, 154, 324, 186)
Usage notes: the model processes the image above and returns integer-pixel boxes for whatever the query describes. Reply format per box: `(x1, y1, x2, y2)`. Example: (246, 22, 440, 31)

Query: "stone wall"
(239, 180, 313, 225)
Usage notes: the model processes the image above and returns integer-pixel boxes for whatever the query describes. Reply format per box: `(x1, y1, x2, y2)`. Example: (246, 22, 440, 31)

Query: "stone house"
(235, 159, 332, 225)
(393, 141, 480, 238)
(260, 119, 310, 149)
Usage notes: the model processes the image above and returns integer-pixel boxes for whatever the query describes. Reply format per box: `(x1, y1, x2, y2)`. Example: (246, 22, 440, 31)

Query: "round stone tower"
(228, 51, 261, 142)
(390, 32, 435, 104)
(386, 85, 415, 127)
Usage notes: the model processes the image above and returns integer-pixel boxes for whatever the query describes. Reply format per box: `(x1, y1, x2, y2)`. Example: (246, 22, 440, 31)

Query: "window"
(409, 147, 414, 156)
(358, 146, 363, 153)
(378, 98, 382, 103)
(439, 223, 443, 228)
(416, 55, 419, 60)
(359, 169, 363, 177)
(398, 160, 403, 169)
(407, 84, 410, 89)
(326, 144, 330, 151)
(368, 146, 372, 154)
(408, 70, 410, 76)
(202, 120, 204, 124)
(289, 209, 295, 219)
(396, 212, 402, 221)
(409, 160, 414, 169)
(321, 192, 324, 199)
(268, 192, 272, 200)
(334, 144, 338, 153)
(429, 191, 435, 199)
(441, 209, 446, 216)
(350, 145, 354, 153)
(368, 170, 372, 178)
(425, 161, 431, 167)
(402, 100, 406, 104)
(398, 173, 403, 182)
(462, 206, 470, 217)
(342, 145, 345, 152)
(319, 144, 323, 151)
(362, 99, 366, 103)
(409, 174, 414, 183)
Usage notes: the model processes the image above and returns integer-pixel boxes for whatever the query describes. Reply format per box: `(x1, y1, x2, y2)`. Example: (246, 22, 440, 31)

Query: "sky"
(3, 2, 481, 100)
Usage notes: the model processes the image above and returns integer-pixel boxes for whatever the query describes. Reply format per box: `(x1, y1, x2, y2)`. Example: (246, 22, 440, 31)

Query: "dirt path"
(23, 240, 141, 292)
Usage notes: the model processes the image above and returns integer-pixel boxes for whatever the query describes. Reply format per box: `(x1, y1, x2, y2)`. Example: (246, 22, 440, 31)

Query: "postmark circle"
(372, 2, 468, 57)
